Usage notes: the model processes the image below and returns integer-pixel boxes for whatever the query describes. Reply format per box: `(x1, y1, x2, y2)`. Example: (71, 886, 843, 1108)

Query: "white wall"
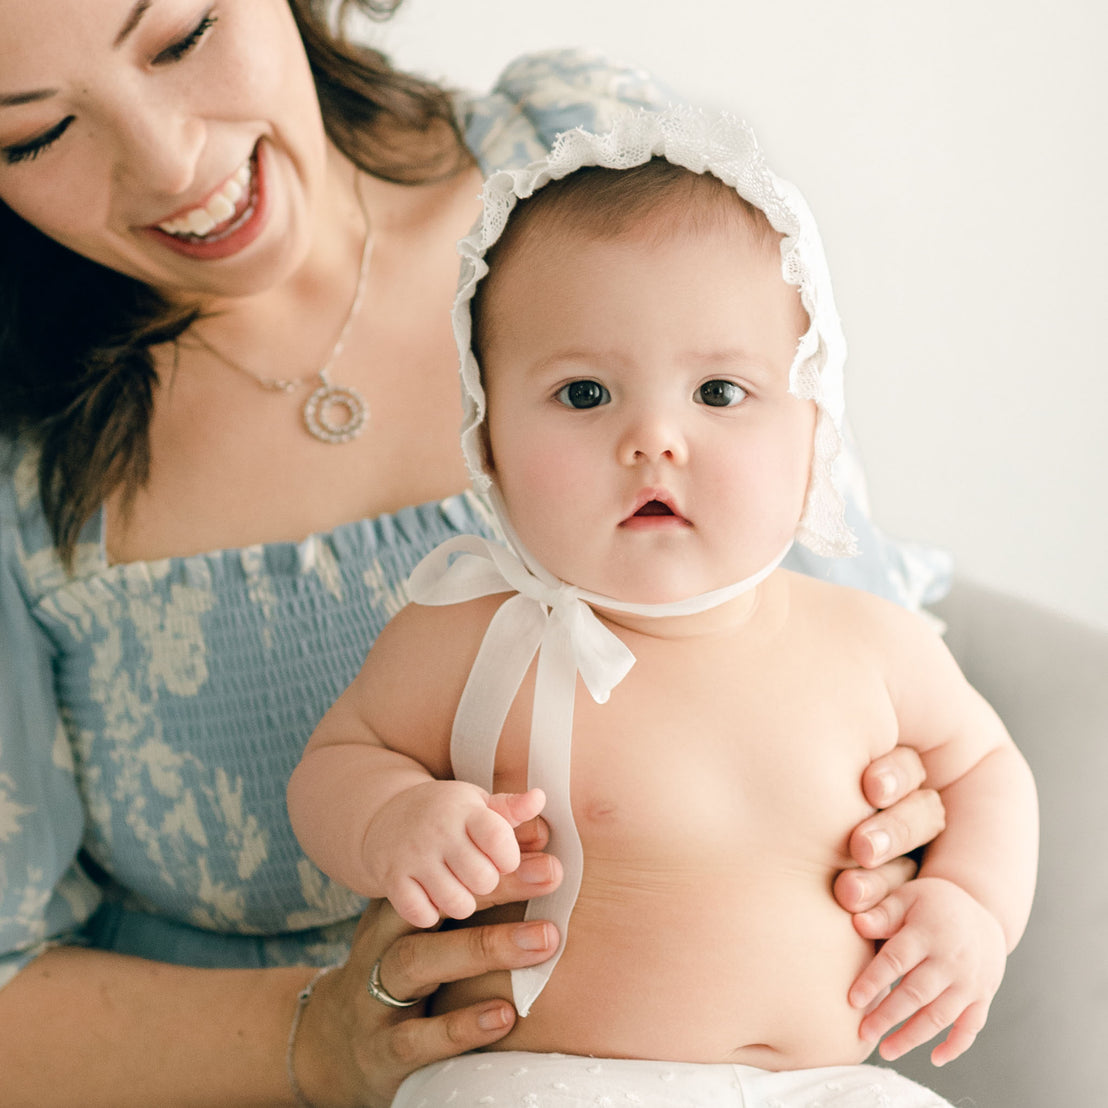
(367, 0, 1108, 630)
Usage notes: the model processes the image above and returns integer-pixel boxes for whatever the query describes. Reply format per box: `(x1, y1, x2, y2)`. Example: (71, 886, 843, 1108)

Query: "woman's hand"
(834, 746, 946, 913)
(292, 820, 561, 1108)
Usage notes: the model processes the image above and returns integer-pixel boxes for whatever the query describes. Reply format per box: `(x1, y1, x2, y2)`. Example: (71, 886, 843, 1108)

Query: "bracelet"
(286, 964, 340, 1108)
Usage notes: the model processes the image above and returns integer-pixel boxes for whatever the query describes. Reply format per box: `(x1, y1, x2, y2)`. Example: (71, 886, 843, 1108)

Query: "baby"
(289, 110, 1037, 1107)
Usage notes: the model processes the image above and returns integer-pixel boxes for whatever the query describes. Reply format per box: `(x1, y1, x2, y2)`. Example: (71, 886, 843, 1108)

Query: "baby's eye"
(696, 380, 747, 408)
(556, 380, 611, 409)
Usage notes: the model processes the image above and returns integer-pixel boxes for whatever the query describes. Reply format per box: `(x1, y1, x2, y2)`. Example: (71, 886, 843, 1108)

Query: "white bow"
(406, 532, 790, 1014)
(408, 534, 637, 707)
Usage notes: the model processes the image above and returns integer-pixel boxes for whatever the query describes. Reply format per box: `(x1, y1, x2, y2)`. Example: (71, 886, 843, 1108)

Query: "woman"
(0, 2, 946, 1104)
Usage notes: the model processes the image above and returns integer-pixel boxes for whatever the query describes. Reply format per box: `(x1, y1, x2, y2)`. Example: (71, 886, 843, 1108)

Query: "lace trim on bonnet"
(453, 105, 857, 559)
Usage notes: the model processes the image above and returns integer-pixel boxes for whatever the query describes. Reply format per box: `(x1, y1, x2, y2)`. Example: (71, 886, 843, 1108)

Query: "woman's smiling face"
(0, 0, 329, 299)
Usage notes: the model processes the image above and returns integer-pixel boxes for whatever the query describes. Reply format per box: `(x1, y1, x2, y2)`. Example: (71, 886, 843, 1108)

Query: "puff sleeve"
(0, 458, 100, 990)
(461, 48, 681, 175)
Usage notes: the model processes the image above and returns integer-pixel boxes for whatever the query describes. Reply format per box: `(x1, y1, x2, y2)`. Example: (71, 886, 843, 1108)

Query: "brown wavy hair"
(0, 0, 473, 565)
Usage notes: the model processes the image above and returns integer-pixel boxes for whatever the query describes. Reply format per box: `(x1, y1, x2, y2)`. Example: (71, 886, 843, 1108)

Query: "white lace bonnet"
(453, 106, 857, 558)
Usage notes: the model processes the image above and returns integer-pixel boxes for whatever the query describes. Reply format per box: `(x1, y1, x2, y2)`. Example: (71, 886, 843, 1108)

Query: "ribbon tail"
(451, 595, 546, 789)
(512, 620, 584, 1016)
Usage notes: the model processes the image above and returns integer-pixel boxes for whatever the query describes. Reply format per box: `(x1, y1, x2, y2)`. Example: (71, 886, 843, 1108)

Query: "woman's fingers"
(356, 850, 562, 1002)
(850, 746, 945, 870)
(380, 916, 559, 1001)
(513, 814, 550, 854)
(376, 998, 518, 1071)
(849, 786, 946, 868)
(860, 745, 927, 809)
(294, 863, 565, 1107)
(474, 850, 563, 911)
(833, 853, 917, 914)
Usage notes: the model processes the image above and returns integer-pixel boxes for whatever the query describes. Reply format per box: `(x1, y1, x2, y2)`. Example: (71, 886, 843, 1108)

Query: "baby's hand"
(848, 876, 1006, 1066)
(365, 782, 546, 928)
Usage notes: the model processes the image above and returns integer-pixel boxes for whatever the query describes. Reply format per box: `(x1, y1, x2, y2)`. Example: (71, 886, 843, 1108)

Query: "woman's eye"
(555, 380, 611, 410)
(2, 117, 74, 165)
(155, 11, 218, 65)
(696, 379, 747, 408)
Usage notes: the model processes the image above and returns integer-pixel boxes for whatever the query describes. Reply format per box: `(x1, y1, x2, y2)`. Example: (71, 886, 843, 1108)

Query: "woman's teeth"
(158, 161, 252, 238)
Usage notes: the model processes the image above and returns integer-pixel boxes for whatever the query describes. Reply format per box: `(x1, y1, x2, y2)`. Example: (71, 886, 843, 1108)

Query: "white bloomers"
(393, 1052, 954, 1107)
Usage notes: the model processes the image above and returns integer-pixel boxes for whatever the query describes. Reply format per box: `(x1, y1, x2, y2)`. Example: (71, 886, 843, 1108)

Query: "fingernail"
(516, 855, 555, 884)
(866, 830, 891, 859)
(477, 1002, 512, 1031)
(876, 771, 897, 803)
(851, 875, 873, 901)
(513, 922, 554, 951)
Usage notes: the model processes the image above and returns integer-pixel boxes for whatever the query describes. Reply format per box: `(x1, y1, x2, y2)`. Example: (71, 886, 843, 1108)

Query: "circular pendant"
(303, 383, 369, 444)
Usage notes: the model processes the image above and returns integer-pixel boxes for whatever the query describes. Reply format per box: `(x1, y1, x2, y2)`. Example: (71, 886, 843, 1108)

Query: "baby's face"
(480, 212, 815, 604)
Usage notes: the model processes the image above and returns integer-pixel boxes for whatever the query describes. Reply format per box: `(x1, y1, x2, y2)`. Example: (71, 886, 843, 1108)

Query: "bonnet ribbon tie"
(406, 532, 791, 1015)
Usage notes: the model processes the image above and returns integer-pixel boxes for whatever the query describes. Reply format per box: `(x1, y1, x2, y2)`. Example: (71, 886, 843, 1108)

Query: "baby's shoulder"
(780, 569, 940, 646)
(356, 593, 517, 741)
(375, 591, 512, 667)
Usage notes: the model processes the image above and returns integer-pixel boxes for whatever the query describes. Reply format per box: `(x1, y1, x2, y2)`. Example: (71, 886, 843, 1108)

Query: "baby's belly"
(434, 859, 876, 1069)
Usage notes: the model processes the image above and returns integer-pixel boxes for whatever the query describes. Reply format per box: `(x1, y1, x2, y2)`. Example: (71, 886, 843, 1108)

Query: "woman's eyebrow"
(0, 88, 57, 108)
(0, 2, 154, 108)
(113, 0, 153, 49)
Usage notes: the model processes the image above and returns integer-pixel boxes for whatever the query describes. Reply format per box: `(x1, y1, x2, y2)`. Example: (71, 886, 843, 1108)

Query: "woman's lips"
(145, 145, 268, 261)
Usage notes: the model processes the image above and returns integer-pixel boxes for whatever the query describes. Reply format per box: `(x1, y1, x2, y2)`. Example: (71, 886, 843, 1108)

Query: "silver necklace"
(189, 173, 373, 444)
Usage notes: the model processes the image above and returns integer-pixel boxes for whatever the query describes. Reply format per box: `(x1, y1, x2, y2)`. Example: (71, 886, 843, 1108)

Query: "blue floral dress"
(0, 50, 949, 988)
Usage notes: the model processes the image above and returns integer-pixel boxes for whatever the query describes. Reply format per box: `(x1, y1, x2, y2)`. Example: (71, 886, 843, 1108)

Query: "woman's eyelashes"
(2, 12, 218, 165)
(3, 117, 74, 165)
(153, 11, 219, 66)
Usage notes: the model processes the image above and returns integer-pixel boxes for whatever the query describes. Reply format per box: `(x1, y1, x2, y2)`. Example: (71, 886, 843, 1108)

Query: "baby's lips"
(623, 487, 687, 523)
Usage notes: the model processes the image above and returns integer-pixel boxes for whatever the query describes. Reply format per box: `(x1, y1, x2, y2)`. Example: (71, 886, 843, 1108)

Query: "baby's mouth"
(621, 492, 691, 527)
(633, 500, 676, 517)
(156, 151, 257, 241)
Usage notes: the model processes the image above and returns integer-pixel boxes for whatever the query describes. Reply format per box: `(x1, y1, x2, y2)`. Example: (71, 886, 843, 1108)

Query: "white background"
(366, 1, 1107, 630)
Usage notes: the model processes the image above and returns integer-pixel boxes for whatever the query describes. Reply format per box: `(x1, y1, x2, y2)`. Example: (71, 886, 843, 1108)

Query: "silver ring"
(366, 957, 420, 1009)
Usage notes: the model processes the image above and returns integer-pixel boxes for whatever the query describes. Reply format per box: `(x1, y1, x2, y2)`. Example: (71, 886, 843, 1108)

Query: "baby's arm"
(287, 597, 544, 928)
(847, 602, 1038, 1064)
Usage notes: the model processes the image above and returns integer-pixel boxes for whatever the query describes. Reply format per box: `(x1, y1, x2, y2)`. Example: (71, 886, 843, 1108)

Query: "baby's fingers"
(848, 899, 915, 1010)
(874, 986, 972, 1062)
(390, 875, 446, 930)
(930, 1000, 990, 1067)
(467, 791, 548, 874)
(856, 943, 946, 1042)
(486, 789, 547, 828)
(443, 839, 503, 900)
(852, 888, 910, 944)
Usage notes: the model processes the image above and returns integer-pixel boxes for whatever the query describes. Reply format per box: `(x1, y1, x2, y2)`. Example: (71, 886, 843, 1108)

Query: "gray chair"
(890, 578, 1108, 1106)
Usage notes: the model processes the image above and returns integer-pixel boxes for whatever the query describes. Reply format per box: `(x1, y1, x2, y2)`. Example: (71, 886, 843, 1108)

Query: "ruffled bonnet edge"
(452, 106, 857, 558)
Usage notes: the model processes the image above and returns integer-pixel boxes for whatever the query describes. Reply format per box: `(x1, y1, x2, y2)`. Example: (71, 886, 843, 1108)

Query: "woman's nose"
(114, 97, 205, 197)
(616, 407, 689, 467)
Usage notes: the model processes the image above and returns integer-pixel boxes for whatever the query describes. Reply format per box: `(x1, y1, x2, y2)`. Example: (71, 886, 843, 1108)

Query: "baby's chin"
(568, 571, 737, 609)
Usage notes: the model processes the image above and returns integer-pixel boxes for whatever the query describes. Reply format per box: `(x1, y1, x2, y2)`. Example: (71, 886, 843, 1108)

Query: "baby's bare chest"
(493, 631, 897, 867)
